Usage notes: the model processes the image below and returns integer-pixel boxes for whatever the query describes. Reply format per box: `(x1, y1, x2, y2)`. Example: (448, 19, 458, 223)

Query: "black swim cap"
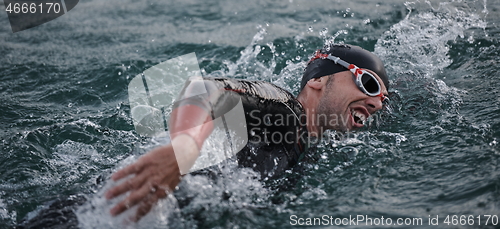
(301, 44, 389, 90)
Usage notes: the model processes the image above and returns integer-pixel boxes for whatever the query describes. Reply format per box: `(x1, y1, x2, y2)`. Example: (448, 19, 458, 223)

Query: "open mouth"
(351, 109, 367, 126)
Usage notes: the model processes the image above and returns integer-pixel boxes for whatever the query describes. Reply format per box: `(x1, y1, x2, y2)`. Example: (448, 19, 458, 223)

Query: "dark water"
(1, 0, 499, 228)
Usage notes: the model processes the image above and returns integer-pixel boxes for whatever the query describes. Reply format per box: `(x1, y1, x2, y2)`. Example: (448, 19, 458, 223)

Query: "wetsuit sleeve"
(172, 77, 241, 120)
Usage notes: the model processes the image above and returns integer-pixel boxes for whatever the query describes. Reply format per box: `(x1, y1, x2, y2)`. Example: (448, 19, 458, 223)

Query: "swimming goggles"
(309, 50, 389, 103)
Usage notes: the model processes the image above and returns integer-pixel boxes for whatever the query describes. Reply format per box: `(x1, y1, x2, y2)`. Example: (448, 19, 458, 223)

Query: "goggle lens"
(360, 73, 380, 94)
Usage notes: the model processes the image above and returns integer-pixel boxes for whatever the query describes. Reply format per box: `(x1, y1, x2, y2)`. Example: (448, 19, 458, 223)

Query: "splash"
(212, 25, 309, 94)
(76, 131, 269, 228)
(223, 26, 275, 81)
(0, 198, 16, 226)
(371, 0, 490, 128)
(375, 0, 487, 77)
(76, 156, 179, 229)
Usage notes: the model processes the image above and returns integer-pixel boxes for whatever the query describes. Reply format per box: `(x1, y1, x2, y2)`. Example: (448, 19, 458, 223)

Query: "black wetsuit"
(176, 77, 310, 178)
(18, 77, 312, 228)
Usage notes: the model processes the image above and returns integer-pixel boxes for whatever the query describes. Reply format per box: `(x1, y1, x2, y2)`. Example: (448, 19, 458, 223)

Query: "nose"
(365, 96, 384, 113)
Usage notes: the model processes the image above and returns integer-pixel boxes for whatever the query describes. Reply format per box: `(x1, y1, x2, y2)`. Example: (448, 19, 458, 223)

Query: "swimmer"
(104, 44, 390, 222)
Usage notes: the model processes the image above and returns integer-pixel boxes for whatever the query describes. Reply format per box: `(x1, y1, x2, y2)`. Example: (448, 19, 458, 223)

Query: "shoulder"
(203, 77, 295, 103)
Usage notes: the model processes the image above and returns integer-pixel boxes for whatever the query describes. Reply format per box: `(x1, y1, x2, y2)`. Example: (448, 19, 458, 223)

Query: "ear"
(306, 76, 328, 90)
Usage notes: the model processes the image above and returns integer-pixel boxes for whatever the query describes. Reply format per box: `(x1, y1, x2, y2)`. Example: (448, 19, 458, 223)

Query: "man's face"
(316, 70, 388, 131)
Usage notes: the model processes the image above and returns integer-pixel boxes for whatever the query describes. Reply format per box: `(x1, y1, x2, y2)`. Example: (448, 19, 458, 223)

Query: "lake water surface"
(1, 0, 499, 228)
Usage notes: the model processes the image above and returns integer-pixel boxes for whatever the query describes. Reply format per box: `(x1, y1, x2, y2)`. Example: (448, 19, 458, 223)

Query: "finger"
(111, 161, 145, 181)
(155, 188, 168, 199)
(110, 197, 132, 217)
(106, 167, 155, 199)
(109, 181, 153, 216)
(132, 187, 170, 222)
(132, 193, 159, 222)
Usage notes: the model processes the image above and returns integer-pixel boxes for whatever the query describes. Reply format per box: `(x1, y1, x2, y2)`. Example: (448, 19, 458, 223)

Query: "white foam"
(76, 130, 268, 228)
(0, 198, 16, 225)
(375, 0, 487, 77)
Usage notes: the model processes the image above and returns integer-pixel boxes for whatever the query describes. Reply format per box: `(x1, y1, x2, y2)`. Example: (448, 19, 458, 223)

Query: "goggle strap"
(325, 54, 351, 70)
(308, 51, 355, 71)
(307, 50, 328, 64)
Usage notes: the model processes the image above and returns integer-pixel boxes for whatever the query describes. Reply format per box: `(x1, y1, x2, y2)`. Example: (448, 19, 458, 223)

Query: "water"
(1, 0, 499, 228)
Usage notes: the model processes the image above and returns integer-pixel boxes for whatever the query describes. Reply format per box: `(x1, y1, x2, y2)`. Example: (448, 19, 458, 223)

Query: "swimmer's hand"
(105, 135, 200, 222)
(105, 144, 180, 222)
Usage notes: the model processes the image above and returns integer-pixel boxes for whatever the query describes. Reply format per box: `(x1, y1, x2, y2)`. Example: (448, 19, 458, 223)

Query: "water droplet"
(467, 36, 474, 43)
(320, 28, 328, 37)
(264, 116, 271, 125)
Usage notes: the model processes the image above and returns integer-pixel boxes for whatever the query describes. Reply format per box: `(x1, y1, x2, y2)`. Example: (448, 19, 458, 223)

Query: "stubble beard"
(315, 76, 346, 132)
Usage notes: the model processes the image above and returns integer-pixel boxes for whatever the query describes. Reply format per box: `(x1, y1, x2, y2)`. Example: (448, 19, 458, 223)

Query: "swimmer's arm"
(168, 104, 215, 174)
(105, 103, 214, 222)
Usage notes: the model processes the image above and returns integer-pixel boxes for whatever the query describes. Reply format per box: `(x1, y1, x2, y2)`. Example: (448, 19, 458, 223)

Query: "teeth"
(352, 109, 367, 125)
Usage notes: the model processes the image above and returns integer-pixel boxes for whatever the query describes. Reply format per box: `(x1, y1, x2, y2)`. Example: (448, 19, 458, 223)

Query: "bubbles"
(337, 146, 359, 159)
(298, 186, 328, 201)
(175, 165, 269, 226)
(379, 131, 407, 146)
